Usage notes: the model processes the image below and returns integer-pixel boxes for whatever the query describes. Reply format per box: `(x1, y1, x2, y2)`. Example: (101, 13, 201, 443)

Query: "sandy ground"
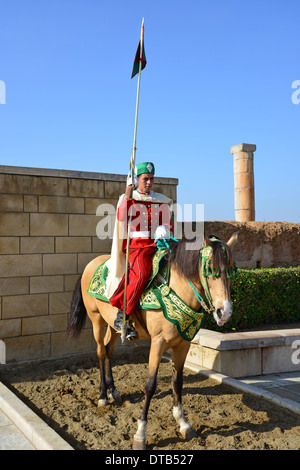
(1, 345, 300, 451)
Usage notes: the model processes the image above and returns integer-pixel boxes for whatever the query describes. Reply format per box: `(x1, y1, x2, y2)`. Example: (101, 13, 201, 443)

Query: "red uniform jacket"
(109, 193, 172, 316)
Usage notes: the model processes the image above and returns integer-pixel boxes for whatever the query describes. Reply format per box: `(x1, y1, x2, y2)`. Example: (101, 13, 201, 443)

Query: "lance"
(121, 18, 146, 343)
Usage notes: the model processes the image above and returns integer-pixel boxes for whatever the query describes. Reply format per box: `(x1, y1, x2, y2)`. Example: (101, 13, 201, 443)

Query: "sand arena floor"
(0, 346, 300, 450)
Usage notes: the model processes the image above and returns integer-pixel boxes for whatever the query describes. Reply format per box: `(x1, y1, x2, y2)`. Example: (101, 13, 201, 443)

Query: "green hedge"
(201, 266, 300, 332)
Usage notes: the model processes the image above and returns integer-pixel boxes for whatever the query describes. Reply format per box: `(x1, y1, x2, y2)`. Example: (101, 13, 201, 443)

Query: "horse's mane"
(168, 235, 234, 281)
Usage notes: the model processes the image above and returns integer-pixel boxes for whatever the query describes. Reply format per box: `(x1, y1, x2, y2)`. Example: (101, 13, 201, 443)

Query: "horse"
(67, 232, 238, 450)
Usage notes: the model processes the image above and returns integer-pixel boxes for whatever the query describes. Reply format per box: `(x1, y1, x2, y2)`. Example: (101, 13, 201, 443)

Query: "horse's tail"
(67, 275, 87, 338)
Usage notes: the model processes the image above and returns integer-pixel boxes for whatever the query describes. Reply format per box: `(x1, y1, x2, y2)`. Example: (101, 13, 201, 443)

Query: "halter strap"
(187, 280, 213, 314)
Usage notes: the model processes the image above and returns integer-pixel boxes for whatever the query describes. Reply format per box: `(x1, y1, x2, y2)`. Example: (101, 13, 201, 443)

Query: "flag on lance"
(131, 23, 147, 78)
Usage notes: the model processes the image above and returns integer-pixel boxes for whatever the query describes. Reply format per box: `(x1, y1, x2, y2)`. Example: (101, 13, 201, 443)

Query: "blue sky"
(1, 0, 299, 222)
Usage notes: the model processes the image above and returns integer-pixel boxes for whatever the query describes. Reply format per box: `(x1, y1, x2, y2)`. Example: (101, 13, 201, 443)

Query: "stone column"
(230, 143, 256, 222)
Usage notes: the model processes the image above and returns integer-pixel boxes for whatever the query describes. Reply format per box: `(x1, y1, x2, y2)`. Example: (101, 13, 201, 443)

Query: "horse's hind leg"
(89, 312, 110, 406)
(104, 326, 122, 405)
(172, 343, 197, 440)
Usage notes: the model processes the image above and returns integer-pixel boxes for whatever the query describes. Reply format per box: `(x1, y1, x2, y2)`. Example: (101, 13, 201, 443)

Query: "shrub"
(201, 266, 300, 332)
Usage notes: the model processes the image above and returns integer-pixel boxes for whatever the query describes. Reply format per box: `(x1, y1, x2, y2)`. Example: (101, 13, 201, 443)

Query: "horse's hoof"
(109, 390, 123, 405)
(181, 426, 197, 441)
(98, 398, 108, 407)
(132, 438, 146, 450)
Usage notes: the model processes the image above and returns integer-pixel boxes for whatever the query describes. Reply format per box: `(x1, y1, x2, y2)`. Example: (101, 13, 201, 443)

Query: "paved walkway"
(0, 408, 36, 450)
(0, 381, 73, 450)
(240, 371, 300, 405)
(1, 371, 300, 450)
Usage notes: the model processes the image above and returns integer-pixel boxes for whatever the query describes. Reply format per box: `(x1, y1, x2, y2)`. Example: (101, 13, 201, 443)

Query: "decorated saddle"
(87, 248, 204, 342)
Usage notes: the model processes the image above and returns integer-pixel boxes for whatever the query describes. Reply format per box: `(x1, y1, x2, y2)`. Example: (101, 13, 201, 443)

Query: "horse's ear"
(227, 231, 238, 248)
(203, 234, 212, 247)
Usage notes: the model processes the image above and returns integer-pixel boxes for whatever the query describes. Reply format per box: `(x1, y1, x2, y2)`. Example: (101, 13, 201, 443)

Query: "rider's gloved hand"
(154, 225, 170, 240)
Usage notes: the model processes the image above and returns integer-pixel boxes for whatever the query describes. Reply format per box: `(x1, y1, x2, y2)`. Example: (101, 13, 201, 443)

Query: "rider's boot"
(114, 309, 123, 332)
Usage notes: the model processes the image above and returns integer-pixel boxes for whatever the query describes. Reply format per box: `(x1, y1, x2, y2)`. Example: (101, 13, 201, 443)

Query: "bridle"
(158, 235, 238, 315)
(188, 243, 238, 314)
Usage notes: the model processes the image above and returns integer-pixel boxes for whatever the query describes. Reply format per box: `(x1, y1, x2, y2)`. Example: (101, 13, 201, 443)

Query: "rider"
(105, 162, 173, 339)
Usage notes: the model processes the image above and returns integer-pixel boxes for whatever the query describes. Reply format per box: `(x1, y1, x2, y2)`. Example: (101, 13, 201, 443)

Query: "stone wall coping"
(195, 328, 300, 351)
(0, 165, 179, 185)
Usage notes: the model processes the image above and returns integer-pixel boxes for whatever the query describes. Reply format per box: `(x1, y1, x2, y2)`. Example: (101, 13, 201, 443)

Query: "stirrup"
(126, 324, 138, 340)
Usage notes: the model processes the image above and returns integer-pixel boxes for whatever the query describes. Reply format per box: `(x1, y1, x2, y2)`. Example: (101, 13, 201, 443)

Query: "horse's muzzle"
(213, 300, 232, 326)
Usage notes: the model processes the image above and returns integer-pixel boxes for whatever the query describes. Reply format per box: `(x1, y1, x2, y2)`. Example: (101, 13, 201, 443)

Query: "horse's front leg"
(132, 339, 164, 450)
(172, 343, 197, 440)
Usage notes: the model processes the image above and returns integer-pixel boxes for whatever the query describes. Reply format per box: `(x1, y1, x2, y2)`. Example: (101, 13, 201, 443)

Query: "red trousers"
(110, 239, 156, 316)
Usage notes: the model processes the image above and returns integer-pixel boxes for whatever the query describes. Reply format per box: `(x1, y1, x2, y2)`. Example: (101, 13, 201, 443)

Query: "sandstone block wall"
(0, 166, 178, 363)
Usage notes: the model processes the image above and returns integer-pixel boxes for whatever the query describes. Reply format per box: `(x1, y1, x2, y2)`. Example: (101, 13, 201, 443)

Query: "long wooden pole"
(121, 18, 145, 343)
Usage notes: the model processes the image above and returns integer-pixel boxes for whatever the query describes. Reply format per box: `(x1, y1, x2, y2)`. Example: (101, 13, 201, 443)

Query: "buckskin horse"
(67, 233, 238, 450)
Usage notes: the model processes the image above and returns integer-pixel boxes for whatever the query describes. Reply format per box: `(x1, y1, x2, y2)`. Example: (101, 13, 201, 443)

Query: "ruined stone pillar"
(230, 143, 256, 222)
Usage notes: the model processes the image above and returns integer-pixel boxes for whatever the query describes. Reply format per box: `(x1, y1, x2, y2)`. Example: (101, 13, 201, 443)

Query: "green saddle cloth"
(87, 248, 203, 342)
(87, 248, 169, 305)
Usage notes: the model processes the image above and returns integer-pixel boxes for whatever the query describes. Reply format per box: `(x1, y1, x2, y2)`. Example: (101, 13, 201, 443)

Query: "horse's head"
(169, 232, 238, 327)
(200, 233, 238, 327)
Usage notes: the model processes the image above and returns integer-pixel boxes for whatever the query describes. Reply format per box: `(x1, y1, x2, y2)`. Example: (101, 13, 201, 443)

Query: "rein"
(187, 279, 213, 313)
